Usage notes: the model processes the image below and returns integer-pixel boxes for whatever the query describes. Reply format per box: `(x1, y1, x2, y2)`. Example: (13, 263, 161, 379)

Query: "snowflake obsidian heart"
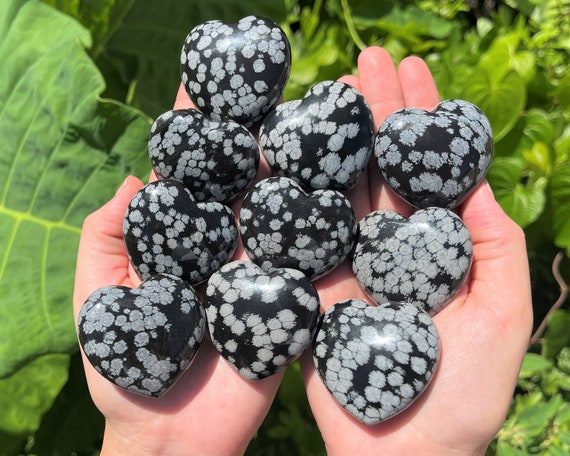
(313, 299, 440, 425)
(180, 15, 291, 127)
(239, 176, 358, 280)
(148, 108, 259, 203)
(123, 180, 238, 285)
(204, 260, 320, 380)
(375, 99, 493, 208)
(352, 207, 472, 316)
(77, 274, 205, 397)
(259, 80, 374, 191)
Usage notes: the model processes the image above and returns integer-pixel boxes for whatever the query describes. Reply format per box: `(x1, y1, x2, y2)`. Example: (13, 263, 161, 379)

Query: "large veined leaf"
(0, 0, 150, 433)
(100, 0, 288, 117)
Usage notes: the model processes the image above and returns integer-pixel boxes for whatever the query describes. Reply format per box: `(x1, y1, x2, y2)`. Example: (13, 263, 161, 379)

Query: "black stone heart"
(313, 299, 440, 425)
(148, 108, 259, 203)
(123, 180, 238, 285)
(204, 260, 320, 380)
(375, 99, 493, 208)
(259, 80, 374, 191)
(239, 176, 358, 280)
(77, 274, 205, 397)
(352, 207, 472, 316)
(180, 15, 291, 127)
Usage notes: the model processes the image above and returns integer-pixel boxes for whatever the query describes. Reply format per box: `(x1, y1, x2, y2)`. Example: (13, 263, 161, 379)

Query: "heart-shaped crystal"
(375, 99, 493, 208)
(259, 80, 374, 191)
(204, 260, 320, 380)
(313, 299, 439, 425)
(148, 108, 259, 203)
(77, 274, 205, 397)
(180, 15, 291, 127)
(352, 207, 472, 316)
(123, 180, 238, 285)
(239, 176, 358, 280)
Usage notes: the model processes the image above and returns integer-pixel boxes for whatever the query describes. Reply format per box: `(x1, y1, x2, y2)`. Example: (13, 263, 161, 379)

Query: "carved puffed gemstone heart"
(375, 99, 493, 208)
(123, 180, 238, 285)
(180, 15, 291, 127)
(259, 80, 374, 191)
(148, 109, 259, 203)
(313, 299, 440, 425)
(239, 176, 358, 280)
(352, 207, 472, 316)
(204, 260, 320, 380)
(77, 274, 205, 397)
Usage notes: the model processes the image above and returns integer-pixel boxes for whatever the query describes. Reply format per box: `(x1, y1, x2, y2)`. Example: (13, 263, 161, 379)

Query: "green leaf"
(549, 162, 570, 251)
(0, 0, 150, 381)
(487, 157, 546, 227)
(0, 0, 151, 440)
(101, 0, 288, 117)
(463, 68, 526, 141)
(542, 310, 570, 360)
(515, 394, 562, 437)
(44, 0, 137, 58)
(519, 353, 553, 378)
(0, 354, 69, 434)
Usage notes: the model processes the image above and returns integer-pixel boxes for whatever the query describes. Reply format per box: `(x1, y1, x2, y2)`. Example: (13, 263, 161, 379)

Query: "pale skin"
(73, 46, 533, 455)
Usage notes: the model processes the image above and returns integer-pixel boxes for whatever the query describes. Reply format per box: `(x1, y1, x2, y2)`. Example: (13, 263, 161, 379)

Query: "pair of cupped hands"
(73, 47, 533, 455)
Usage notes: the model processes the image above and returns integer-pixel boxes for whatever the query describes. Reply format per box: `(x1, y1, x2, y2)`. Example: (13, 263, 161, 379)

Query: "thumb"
(73, 176, 144, 319)
(459, 181, 533, 329)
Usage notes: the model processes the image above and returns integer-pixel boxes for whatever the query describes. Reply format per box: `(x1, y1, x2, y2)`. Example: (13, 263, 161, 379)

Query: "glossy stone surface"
(149, 109, 259, 203)
(204, 260, 320, 380)
(375, 99, 493, 209)
(180, 15, 291, 127)
(313, 299, 439, 425)
(123, 180, 238, 285)
(352, 207, 472, 316)
(239, 176, 358, 280)
(259, 80, 374, 191)
(77, 274, 205, 397)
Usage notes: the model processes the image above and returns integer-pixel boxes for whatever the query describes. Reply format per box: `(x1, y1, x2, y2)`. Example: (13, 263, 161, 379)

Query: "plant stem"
(530, 251, 569, 346)
(340, 0, 367, 51)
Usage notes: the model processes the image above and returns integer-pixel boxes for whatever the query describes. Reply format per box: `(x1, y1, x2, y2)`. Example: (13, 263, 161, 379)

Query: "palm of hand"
(73, 47, 532, 455)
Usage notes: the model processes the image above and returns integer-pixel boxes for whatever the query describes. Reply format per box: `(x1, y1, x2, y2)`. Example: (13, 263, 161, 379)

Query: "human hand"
(301, 46, 534, 455)
(73, 91, 279, 455)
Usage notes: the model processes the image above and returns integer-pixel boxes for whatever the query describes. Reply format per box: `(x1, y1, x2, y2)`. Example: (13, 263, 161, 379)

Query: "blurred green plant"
(0, 0, 568, 454)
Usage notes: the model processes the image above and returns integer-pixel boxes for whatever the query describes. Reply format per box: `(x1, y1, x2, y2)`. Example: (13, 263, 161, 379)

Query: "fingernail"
(114, 176, 130, 197)
(484, 180, 495, 197)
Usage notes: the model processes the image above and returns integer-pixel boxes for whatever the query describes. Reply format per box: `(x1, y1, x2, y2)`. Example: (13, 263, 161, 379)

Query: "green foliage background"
(0, 0, 568, 454)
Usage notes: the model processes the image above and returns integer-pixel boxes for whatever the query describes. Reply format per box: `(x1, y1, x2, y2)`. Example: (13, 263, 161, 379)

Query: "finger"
(355, 47, 412, 215)
(398, 56, 440, 109)
(458, 182, 533, 330)
(73, 176, 144, 319)
(338, 74, 360, 91)
(174, 83, 197, 110)
(357, 46, 405, 130)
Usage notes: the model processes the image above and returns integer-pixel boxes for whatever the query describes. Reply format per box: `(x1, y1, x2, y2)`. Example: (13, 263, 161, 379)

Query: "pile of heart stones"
(77, 15, 493, 425)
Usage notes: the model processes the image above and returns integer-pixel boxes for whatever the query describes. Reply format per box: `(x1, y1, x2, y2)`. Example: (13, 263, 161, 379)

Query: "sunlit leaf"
(487, 157, 546, 227)
(0, 0, 150, 436)
(464, 69, 526, 141)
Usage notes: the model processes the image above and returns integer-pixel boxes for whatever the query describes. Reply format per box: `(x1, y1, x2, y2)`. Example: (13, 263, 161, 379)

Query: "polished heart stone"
(352, 207, 472, 316)
(77, 274, 205, 397)
(259, 80, 374, 191)
(123, 180, 238, 285)
(204, 260, 320, 380)
(313, 299, 440, 425)
(375, 99, 493, 208)
(180, 15, 291, 127)
(148, 108, 259, 203)
(239, 176, 358, 280)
